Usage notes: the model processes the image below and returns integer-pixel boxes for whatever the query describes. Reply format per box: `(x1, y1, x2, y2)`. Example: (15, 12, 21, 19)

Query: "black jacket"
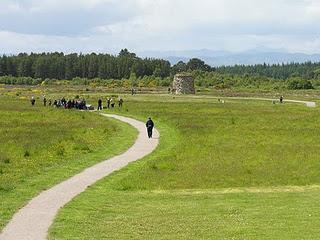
(146, 119, 154, 129)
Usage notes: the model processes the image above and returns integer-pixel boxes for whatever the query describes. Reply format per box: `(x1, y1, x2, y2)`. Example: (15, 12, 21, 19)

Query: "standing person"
(82, 98, 87, 110)
(67, 99, 72, 109)
(146, 117, 154, 139)
(30, 96, 36, 106)
(110, 98, 115, 108)
(43, 96, 47, 106)
(48, 99, 52, 106)
(98, 98, 103, 110)
(61, 97, 66, 108)
(280, 96, 284, 104)
(118, 97, 123, 108)
(107, 98, 111, 109)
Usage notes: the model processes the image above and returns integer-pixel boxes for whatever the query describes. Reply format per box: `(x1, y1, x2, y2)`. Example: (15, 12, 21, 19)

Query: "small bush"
(287, 78, 314, 90)
(24, 150, 30, 157)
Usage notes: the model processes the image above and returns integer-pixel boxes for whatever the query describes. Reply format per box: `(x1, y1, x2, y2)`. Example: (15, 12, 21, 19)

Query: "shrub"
(287, 78, 314, 90)
(24, 150, 30, 157)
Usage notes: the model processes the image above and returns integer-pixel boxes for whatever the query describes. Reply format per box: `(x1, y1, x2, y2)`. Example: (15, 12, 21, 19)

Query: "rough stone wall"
(172, 74, 195, 94)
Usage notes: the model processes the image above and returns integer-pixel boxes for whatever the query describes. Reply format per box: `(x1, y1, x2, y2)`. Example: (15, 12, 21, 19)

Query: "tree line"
(0, 49, 171, 80)
(1, 49, 320, 90)
(216, 62, 320, 80)
(0, 49, 213, 80)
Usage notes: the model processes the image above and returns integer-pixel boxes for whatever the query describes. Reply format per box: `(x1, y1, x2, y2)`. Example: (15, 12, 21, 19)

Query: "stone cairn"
(172, 74, 195, 94)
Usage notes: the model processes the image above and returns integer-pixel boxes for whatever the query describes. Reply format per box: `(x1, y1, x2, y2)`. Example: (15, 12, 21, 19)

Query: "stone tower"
(172, 74, 195, 94)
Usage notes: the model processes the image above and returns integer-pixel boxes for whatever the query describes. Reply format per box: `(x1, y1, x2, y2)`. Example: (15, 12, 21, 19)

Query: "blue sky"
(1, 0, 320, 54)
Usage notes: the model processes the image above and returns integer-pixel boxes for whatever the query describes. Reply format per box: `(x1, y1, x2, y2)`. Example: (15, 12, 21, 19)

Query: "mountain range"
(139, 48, 320, 67)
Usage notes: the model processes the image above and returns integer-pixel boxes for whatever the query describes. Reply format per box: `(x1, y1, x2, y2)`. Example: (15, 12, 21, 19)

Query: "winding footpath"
(0, 114, 159, 240)
(190, 95, 317, 108)
(227, 97, 317, 108)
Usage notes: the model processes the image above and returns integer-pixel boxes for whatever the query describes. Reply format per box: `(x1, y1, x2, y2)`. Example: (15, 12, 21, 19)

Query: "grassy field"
(48, 94, 320, 239)
(50, 188, 320, 239)
(0, 95, 137, 230)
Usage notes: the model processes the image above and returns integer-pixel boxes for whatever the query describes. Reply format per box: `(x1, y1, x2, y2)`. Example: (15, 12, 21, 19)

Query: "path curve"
(227, 97, 317, 108)
(190, 95, 317, 108)
(0, 114, 159, 240)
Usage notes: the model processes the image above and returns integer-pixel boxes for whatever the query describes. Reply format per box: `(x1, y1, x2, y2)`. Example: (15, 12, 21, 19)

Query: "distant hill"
(139, 49, 320, 66)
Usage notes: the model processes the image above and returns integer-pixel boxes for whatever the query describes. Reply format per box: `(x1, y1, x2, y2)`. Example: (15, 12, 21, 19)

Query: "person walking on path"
(146, 117, 154, 138)
(107, 98, 111, 109)
(30, 96, 36, 106)
(280, 96, 284, 104)
(98, 98, 103, 110)
(110, 98, 115, 108)
(43, 96, 47, 107)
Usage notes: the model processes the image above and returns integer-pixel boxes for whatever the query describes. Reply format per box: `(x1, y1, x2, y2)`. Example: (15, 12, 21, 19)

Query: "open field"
(0, 95, 137, 230)
(2, 84, 320, 101)
(46, 92, 320, 239)
(50, 188, 320, 239)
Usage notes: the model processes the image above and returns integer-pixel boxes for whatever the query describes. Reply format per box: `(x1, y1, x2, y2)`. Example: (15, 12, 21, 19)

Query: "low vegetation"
(49, 94, 320, 239)
(0, 95, 137, 230)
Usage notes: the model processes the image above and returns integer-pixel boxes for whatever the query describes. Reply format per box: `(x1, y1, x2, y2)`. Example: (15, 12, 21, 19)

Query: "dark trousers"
(98, 105, 102, 110)
(147, 127, 153, 138)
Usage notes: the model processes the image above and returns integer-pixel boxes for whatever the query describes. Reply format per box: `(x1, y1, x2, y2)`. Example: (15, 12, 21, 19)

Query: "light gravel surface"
(224, 97, 316, 108)
(0, 114, 159, 240)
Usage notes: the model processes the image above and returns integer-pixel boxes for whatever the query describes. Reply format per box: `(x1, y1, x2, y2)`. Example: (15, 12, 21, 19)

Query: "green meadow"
(46, 94, 320, 239)
(0, 94, 137, 230)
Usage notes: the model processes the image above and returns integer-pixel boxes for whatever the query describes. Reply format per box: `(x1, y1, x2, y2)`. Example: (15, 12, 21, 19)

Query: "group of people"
(31, 95, 125, 111)
(97, 97, 124, 110)
(30, 95, 155, 139)
(51, 97, 88, 109)
(31, 96, 88, 110)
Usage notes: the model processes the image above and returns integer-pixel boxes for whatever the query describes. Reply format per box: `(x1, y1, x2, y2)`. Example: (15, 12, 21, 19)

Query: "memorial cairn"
(172, 73, 195, 94)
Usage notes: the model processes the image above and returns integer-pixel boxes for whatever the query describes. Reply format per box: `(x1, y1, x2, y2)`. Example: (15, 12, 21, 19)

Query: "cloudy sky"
(1, 0, 320, 54)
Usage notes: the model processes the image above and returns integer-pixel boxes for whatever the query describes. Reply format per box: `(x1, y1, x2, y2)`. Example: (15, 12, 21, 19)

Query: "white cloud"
(0, 0, 320, 54)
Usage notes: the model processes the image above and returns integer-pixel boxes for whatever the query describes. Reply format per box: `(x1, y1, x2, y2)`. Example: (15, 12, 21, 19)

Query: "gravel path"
(0, 114, 159, 240)
(189, 95, 317, 108)
(222, 97, 316, 108)
(231, 97, 316, 108)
